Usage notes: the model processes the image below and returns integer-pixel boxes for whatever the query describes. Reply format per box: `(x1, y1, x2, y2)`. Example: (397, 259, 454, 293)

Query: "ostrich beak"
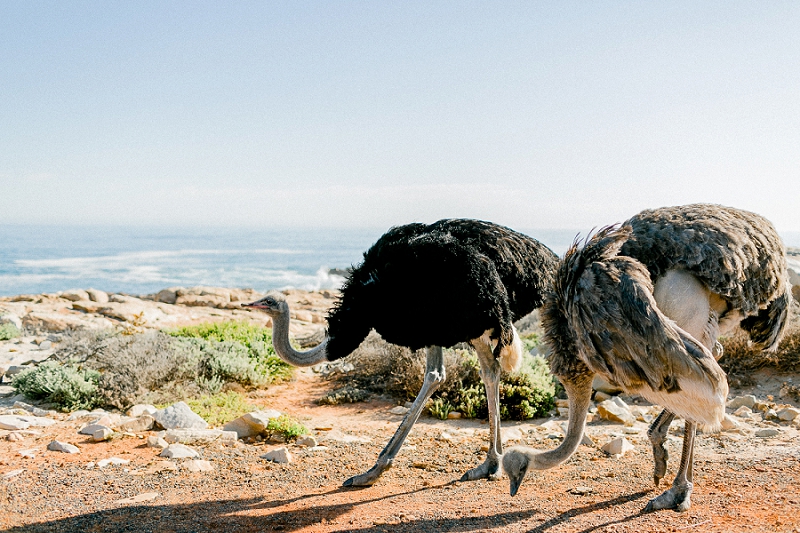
(509, 475, 523, 497)
(242, 299, 266, 309)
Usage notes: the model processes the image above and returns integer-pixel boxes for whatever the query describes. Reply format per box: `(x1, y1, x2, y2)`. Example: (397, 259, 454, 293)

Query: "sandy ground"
(1, 366, 799, 533)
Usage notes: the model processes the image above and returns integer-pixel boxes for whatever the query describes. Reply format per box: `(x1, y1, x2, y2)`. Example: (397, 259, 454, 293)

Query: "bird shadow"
(524, 490, 651, 533)
(4, 484, 651, 533)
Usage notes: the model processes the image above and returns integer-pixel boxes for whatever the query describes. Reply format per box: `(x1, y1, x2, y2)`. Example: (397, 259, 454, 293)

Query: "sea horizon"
(2, 223, 798, 298)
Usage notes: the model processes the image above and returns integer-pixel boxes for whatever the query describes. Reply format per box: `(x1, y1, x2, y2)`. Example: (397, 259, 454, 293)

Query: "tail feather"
(545, 226, 728, 431)
(740, 286, 792, 352)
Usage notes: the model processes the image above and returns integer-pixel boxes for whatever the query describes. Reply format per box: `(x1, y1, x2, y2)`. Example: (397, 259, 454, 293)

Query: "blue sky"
(1, 2, 799, 232)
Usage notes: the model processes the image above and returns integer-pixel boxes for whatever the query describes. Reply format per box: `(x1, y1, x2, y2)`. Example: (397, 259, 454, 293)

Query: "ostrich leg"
(645, 421, 696, 512)
(460, 339, 504, 481)
(343, 345, 446, 487)
(648, 409, 676, 486)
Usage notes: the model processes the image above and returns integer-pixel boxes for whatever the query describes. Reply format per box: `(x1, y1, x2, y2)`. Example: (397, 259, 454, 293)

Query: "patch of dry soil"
(2, 370, 800, 533)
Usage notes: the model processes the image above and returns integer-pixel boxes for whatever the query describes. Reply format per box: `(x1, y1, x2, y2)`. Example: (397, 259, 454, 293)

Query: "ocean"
(0, 224, 587, 297)
(2, 225, 797, 298)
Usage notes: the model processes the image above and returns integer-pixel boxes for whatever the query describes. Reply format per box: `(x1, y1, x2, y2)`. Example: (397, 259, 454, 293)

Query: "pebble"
(47, 440, 80, 454)
(97, 457, 130, 468)
(601, 437, 634, 457)
(755, 428, 780, 438)
(733, 406, 753, 418)
(183, 459, 214, 472)
(79, 423, 112, 436)
(146, 436, 169, 449)
(728, 395, 757, 409)
(262, 447, 292, 464)
(93, 428, 114, 442)
(159, 443, 200, 459)
(295, 435, 318, 447)
(569, 486, 593, 495)
(389, 406, 409, 415)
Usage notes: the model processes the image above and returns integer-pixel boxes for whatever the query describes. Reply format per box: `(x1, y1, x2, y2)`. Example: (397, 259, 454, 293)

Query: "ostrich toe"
(644, 482, 693, 512)
(460, 456, 502, 482)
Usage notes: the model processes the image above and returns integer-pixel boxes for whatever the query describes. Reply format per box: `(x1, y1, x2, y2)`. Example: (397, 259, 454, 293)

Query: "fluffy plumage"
(326, 218, 558, 361)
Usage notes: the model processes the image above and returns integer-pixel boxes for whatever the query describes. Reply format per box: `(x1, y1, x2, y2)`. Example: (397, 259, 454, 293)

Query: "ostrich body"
(504, 204, 791, 512)
(245, 219, 559, 487)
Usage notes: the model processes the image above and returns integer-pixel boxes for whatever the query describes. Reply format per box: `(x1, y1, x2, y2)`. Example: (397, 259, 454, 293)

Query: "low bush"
(184, 390, 257, 427)
(720, 317, 800, 386)
(0, 322, 20, 341)
(266, 414, 308, 441)
(12, 361, 101, 412)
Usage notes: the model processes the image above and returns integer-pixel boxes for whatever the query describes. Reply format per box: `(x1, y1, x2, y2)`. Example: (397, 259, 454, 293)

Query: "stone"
(593, 375, 623, 395)
(163, 429, 238, 445)
(777, 407, 800, 422)
(728, 395, 757, 409)
(160, 444, 200, 459)
(117, 415, 155, 433)
(569, 486, 593, 495)
(601, 436, 635, 457)
(97, 457, 130, 468)
(3, 469, 25, 479)
(296, 435, 318, 447)
(79, 423, 112, 436)
(85, 288, 109, 303)
(155, 287, 181, 304)
(501, 427, 524, 444)
(127, 404, 157, 418)
(222, 409, 281, 438)
(61, 289, 90, 302)
(37, 340, 52, 350)
(93, 428, 114, 441)
(115, 492, 160, 505)
(389, 406, 409, 415)
(153, 401, 208, 430)
(183, 459, 214, 472)
(261, 447, 292, 464)
(11, 402, 53, 417)
(721, 414, 740, 431)
(593, 391, 612, 403)
(581, 433, 595, 447)
(596, 399, 636, 426)
(47, 440, 80, 454)
(447, 411, 462, 419)
(755, 428, 780, 438)
(147, 436, 169, 449)
(734, 406, 753, 418)
(0, 415, 30, 431)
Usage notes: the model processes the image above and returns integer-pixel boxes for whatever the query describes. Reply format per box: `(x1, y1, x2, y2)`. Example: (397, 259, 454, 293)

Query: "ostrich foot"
(459, 456, 502, 482)
(644, 482, 693, 512)
(342, 462, 391, 487)
(652, 442, 669, 486)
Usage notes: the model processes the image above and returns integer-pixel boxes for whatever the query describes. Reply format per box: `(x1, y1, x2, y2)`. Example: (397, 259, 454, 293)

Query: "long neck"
(530, 373, 593, 469)
(271, 307, 330, 367)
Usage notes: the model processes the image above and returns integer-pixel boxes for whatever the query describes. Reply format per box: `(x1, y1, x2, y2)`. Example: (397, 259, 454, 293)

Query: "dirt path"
(2, 370, 800, 533)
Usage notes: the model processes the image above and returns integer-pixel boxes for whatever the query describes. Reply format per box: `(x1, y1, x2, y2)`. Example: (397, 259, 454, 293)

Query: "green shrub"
(0, 322, 20, 341)
(165, 321, 293, 383)
(185, 391, 257, 427)
(266, 414, 308, 441)
(317, 385, 371, 405)
(12, 361, 101, 412)
(429, 397, 454, 420)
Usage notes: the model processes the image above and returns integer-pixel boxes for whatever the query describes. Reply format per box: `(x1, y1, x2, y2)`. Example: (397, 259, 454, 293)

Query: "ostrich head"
(242, 291, 288, 317)
(503, 447, 532, 496)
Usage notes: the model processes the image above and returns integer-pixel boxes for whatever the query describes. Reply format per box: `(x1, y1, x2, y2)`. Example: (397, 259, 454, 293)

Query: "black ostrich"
(245, 219, 559, 487)
(503, 204, 792, 512)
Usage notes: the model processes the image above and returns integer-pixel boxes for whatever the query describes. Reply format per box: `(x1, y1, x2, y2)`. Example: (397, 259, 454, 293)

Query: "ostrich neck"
(531, 373, 593, 470)
(271, 308, 329, 367)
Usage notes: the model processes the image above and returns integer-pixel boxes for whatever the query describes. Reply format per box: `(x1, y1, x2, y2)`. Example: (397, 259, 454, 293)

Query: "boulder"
(596, 399, 636, 426)
(117, 415, 155, 433)
(261, 447, 292, 464)
(223, 409, 282, 439)
(85, 288, 109, 303)
(777, 407, 800, 422)
(155, 287, 182, 304)
(153, 402, 208, 430)
(61, 289, 90, 302)
(47, 440, 80, 454)
(601, 436, 634, 457)
(159, 444, 200, 459)
(127, 404, 158, 418)
(728, 395, 757, 409)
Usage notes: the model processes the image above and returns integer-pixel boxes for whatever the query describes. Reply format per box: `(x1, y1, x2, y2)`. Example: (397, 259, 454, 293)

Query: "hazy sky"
(2, 2, 799, 232)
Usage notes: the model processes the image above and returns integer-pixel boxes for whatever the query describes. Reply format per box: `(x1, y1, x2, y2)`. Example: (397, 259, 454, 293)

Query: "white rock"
(159, 443, 200, 459)
(163, 429, 238, 445)
(117, 415, 155, 433)
(721, 414, 740, 431)
(728, 395, 757, 409)
(85, 288, 109, 303)
(47, 440, 80, 454)
(2, 469, 25, 479)
(183, 459, 214, 472)
(127, 404, 158, 418)
(501, 427, 524, 444)
(755, 428, 780, 438)
(147, 436, 169, 449)
(777, 407, 800, 422)
(733, 406, 753, 418)
(261, 447, 292, 464)
(389, 406, 409, 415)
(0, 415, 31, 431)
(295, 435, 318, 447)
(93, 428, 114, 441)
(115, 492, 160, 505)
(222, 409, 281, 439)
(61, 289, 90, 302)
(153, 401, 208, 430)
(79, 423, 112, 436)
(97, 457, 130, 468)
(306, 446, 329, 452)
(18, 449, 37, 458)
(601, 436, 635, 457)
(596, 400, 636, 426)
